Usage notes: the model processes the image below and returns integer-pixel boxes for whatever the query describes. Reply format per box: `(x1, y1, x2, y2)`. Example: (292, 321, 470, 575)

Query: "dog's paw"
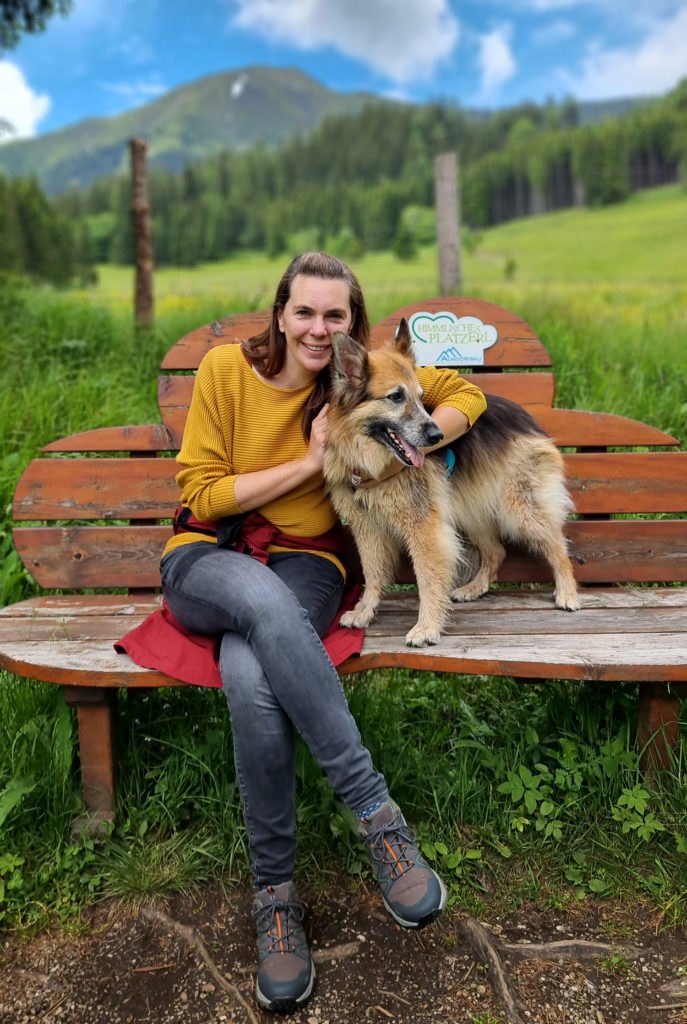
(340, 608, 375, 629)
(404, 624, 441, 647)
(451, 583, 488, 603)
(555, 588, 580, 612)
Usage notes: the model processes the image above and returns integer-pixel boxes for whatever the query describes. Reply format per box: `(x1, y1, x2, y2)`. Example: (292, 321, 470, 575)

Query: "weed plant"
(1, 185, 687, 932)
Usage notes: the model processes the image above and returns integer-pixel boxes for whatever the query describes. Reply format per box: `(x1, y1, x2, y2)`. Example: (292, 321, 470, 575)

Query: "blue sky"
(1, 0, 686, 141)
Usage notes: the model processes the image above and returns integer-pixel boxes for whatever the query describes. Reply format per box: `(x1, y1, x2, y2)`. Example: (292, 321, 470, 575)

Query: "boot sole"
(255, 960, 316, 1012)
(383, 875, 448, 930)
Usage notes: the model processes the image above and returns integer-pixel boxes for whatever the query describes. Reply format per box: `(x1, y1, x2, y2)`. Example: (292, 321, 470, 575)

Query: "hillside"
(0, 58, 655, 200)
(0, 65, 382, 195)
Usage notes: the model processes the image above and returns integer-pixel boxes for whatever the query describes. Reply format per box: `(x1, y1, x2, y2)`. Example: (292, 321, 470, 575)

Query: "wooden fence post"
(434, 151, 462, 295)
(130, 138, 154, 328)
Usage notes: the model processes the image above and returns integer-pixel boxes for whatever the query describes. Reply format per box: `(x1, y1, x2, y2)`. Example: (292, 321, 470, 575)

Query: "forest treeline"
(1, 80, 686, 283)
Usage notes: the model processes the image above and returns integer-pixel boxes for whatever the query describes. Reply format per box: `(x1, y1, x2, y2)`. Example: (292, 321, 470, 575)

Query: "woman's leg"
(160, 544, 387, 886)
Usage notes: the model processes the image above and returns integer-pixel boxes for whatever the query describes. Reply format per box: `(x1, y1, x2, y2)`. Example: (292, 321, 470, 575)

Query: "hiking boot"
(252, 881, 315, 1013)
(358, 799, 447, 929)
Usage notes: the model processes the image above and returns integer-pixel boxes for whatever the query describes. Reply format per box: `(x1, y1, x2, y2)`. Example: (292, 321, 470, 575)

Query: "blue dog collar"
(444, 449, 456, 478)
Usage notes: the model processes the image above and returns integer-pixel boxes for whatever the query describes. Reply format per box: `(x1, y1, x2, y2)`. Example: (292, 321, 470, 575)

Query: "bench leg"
(63, 686, 117, 828)
(637, 683, 681, 772)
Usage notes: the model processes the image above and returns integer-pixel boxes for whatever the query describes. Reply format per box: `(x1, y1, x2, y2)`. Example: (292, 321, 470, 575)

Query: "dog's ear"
(331, 331, 368, 391)
(393, 317, 415, 361)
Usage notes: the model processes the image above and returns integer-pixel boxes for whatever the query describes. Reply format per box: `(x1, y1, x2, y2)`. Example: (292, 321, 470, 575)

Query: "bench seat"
(2, 587, 686, 686)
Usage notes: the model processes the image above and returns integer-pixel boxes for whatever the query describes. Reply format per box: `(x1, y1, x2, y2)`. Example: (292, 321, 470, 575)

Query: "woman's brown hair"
(241, 252, 370, 438)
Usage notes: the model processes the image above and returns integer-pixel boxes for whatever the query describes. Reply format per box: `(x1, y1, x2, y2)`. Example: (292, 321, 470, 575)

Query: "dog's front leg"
(339, 521, 399, 630)
(404, 514, 461, 647)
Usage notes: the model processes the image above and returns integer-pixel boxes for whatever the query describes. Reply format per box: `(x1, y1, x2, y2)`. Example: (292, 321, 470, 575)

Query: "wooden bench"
(2, 297, 686, 826)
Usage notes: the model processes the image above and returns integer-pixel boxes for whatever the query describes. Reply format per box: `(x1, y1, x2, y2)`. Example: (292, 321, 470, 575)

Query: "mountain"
(0, 65, 381, 195)
(0, 61, 652, 198)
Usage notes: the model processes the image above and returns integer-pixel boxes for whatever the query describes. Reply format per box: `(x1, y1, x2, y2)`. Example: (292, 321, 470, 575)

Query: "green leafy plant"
(612, 785, 666, 841)
(497, 763, 564, 840)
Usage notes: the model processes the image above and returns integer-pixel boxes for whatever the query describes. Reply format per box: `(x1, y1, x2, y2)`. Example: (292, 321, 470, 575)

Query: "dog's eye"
(387, 388, 406, 403)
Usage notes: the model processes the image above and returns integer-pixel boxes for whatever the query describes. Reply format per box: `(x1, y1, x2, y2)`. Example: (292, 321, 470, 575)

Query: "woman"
(157, 252, 486, 1013)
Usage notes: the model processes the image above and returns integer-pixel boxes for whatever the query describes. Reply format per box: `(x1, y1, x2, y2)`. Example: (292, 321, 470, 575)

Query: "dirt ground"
(1, 881, 687, 1024)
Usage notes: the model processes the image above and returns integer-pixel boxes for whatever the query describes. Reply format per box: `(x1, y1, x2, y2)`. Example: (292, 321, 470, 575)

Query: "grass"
(1, 183, 687, 932)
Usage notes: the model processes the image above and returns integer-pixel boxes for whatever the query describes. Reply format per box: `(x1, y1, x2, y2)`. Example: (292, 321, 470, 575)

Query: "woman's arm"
(232, 405, 329, 511)
(177, 348, 330, 519)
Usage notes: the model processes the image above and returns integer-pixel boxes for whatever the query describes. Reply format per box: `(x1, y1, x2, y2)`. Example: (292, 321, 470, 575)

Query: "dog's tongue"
(399, 438, 425, 468)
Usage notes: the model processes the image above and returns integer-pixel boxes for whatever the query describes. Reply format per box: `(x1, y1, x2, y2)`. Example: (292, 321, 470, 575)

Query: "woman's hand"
(304, 403, 329, 474)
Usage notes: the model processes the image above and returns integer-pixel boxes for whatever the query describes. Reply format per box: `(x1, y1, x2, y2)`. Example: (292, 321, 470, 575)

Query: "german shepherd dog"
(323, 320, 579, 647)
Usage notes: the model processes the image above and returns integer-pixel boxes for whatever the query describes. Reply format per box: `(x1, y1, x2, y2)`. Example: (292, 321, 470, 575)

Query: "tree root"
(141, 906, 259, 1024)
(457, 915, 641, 1024)
(499, 937, 641, 962)
(312, 940, 361, 963)
(457, 916, 525, 1024)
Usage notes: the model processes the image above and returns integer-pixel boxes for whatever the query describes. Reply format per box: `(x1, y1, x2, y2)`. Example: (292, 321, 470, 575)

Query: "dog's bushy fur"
(323, 321, 579, 647)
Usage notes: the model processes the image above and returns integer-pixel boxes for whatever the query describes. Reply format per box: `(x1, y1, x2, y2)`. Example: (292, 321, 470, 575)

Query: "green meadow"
(1, 184, 686, 932)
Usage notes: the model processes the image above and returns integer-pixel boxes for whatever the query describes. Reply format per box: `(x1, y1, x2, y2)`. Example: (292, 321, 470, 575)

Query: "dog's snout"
(425, 422, 444, 447)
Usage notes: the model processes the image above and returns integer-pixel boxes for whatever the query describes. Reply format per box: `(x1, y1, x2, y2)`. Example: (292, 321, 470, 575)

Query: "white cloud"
(0, 62, 51, 141)
(562, 4, 687, 98)
(477, 24, 517, 97)
(232, 0, 460, 84)
(531, 18, 577, 45)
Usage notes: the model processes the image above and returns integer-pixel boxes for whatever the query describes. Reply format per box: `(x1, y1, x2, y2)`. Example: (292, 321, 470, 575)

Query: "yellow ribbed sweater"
(162, 344, 487, 564)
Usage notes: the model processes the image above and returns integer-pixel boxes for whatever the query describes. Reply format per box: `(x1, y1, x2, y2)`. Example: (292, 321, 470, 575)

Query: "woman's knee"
(167, 549, 300, 634)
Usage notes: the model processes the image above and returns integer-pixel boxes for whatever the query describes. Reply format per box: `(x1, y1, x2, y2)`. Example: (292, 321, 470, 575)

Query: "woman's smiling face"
(277, 274, 353, 386)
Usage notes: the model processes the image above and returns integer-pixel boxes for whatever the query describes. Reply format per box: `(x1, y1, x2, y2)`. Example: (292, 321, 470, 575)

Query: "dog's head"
(327, 318, 443, 473)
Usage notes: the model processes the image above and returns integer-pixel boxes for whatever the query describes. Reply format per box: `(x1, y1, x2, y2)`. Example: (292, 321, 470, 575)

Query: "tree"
(0, 0, 72, 50)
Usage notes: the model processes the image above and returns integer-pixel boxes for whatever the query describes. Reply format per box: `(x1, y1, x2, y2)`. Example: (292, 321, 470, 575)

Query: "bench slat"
(13, 525, 170, 587)
(5, 604, 686, 647)
(531, 408, 678, 448)
(3, 587, 683, 620)
(14, 452, 687, 522)
(42, 425, 175, 453)
(37, 409, 678, 460)
(2, 590, 686, 686)
(13, 458, 178, 520)
(507, 519, 687, 584)
(158, 301, 553, 372)
(160, 312, 271, 369)
(12, 518, 687, 589)
(0, 640, 180, 688)
(0, 594, 161, 617)
(565, 452, 687, 513)
(343, 632, 687, 682)
(157, 372, 558, 445)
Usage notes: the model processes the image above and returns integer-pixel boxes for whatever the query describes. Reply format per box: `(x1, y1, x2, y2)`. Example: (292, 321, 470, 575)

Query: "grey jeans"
(160, 542, 388, 889)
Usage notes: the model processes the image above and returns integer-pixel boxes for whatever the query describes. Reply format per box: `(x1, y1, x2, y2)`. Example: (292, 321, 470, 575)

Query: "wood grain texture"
(11, 517, 687, 588)
(160, 312, 269, 369)
(156, 371, 558, 441)
(12, 525, 171, 587)
(42, 424, 175, 453)
(1, 589, 685, 687)
(564, 452, 687, 513)
(13, 458, 178, 520)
